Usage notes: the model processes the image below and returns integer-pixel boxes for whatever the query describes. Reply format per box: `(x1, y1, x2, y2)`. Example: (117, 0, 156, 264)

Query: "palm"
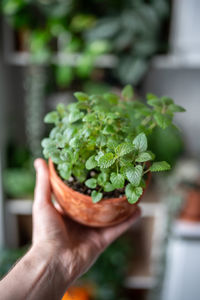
(33, 159, 140, 281)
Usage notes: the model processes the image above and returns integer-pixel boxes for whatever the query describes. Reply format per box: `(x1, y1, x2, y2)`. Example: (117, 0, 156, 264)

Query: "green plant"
(42, 85, 185, 204)
(83, 236, 131, 300)
(2, 0, 169, 86)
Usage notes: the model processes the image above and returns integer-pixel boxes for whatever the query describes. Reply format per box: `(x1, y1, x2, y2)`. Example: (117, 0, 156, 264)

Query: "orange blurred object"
(62, 287, 90, 300)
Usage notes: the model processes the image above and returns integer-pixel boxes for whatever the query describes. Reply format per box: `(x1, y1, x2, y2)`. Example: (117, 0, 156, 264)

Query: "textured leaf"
(133, 133, 147, 152)
(115, 142, 134, 157)
(44, 111, 59, 124)
(85, 178, 97, 189)
(99, 153, 115, 168)
(91, 191, 103, 203)
(136, 151, 154, 162)
(122, 84, 134, 100)
(60, 149, 73, 162)
(104, 182, 115, 192)
(125, 165, 143, 186)
(85, 155, 98, 170)
(68, 110, 84, 123)
(168, 104, 186, 112)
(102, 125, 115, 135)
(69, 137, 81, 148)
(107, 138, 118, 150)
(97, 173, 107, 185)
(74, 92, 89, 101)
(41, 138, 53, 148)
(110, 173, 125, 189)
(125, 184, 143, 204)
(95, 151, 104, 163)
(150, 161, 171, 172)
(58, 163, 71, 180)
(154, 113, 171, 129)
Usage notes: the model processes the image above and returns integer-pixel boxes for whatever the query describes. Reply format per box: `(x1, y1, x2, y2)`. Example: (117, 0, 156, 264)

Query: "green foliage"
(150, 161, 171, 172)
(2, 0, 169, 86)
(42, 85, 185, 204)
(3, 169, 35, 198)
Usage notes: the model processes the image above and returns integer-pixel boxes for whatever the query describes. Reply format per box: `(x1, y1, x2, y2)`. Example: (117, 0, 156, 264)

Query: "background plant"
(2, 0, 169, 86)
(42, 85, 185, 203)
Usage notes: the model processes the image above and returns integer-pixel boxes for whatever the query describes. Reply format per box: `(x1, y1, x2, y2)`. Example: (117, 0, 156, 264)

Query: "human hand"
(33, 158, 141, 289)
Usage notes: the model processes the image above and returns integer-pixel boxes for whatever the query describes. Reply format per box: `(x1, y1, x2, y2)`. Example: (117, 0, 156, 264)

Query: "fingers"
(101, 206, 141, 246)
(33, 158, 51, 210)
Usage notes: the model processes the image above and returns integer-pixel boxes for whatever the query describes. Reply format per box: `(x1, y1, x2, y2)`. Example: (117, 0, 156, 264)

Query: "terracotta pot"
(49, 159, 150, 227)
(180, 189, 200, 222)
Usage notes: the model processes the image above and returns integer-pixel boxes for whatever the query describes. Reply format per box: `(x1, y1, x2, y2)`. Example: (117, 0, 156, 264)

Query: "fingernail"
(34, 159, 40, 171)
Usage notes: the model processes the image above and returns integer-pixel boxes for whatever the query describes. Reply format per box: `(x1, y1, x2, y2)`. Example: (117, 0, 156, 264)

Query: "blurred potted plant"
(42, 85, 185, 227)
(2, 0, 169, 87)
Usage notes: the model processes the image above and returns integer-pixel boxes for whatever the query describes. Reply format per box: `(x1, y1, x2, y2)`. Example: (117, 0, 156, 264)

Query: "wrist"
(30, 244, 71, 297)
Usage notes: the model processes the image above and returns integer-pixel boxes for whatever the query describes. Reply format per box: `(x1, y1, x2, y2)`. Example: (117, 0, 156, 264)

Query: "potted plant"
(42, 85, 185, 227)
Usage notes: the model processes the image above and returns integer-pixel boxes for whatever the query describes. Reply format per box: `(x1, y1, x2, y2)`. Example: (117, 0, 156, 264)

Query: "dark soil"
(65, 176, 125, 199)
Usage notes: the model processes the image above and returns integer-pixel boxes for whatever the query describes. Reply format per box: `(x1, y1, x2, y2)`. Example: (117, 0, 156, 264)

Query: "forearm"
(0, 245, 69, 300)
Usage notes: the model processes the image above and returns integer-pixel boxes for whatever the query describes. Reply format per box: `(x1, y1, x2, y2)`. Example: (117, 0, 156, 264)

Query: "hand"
(33, 158, 141, 288)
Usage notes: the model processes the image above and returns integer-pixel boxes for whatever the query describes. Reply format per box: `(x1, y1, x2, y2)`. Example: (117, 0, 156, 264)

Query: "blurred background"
(1, 0, 200, 299)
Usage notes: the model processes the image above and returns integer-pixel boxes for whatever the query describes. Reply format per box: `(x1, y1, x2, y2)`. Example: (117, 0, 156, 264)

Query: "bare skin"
(0, 159, 141, 300)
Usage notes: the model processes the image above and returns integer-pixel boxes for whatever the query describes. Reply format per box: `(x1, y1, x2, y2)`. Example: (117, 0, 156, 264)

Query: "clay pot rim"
(49, 158, 151, 205)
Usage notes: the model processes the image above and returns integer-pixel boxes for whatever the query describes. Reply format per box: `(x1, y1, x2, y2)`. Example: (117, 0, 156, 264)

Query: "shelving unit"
(2, 22, 117, 68)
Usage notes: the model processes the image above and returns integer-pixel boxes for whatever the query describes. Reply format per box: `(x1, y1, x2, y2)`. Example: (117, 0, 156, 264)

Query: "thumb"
(33, 158, 51, 210)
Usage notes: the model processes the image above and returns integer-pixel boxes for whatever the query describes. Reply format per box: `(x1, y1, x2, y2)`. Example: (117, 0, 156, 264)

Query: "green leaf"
(122, 84, 134, 100)
(69, 137, 81, 148)
(58, 163, 71, 180)
(85, 155, 98, 170)
(85, 178, 97, 189)
(136, 151, 154, 162)
(41, 138, 53, 148)
(104, 182, 115, 192)
(102, 125, 115, 135)
(147, 98, 162, 107)
(133, 133, 147, 152)
(125, 184, 143, 204)
(168, 104, 186, 112)
(115, 142, 134, 157)
(110, 173, 125, 189)
(91, 191, 103, 203)
(154, 113, 172, 129)
(146, 93, 158, 100)
(107, 138, 118, 150)
(60, 149, 73, 162)
(51, 151, 62, 164)
(74, 92, 89, 101)
(44, 111, 59, 124)
(68, 110, 84, 123)
(104, 93, 119, 104)
(150, 161, 171, 172)
(125, 165, 143, 186)
(99, 153, 115, 168)
(161, 96, 174, 105)
(97, 173, 107, 185)
(95, 151, 104, 163)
